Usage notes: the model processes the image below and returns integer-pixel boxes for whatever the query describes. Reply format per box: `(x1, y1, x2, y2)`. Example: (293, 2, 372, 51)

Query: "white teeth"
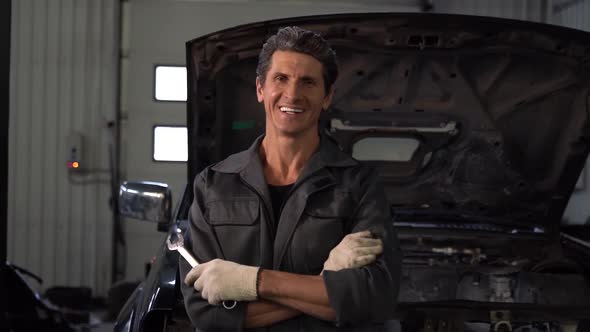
(280, 107, 303, 113)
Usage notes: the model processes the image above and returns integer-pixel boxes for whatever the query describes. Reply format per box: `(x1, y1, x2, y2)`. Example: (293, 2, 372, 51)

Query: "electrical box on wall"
(66, 132, 85, 172)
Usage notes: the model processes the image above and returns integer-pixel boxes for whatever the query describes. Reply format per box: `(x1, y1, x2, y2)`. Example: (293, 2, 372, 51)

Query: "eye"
(302, 79, 316, 86)
(274, 75, 287, 83)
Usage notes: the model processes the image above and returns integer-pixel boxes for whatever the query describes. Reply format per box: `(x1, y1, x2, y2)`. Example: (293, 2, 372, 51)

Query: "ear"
(256, 77, 264, 103)
(321, 85, 335, 111)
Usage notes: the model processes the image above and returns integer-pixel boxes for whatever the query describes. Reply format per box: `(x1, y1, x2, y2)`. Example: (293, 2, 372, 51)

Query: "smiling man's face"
(256, 50, 334, 138)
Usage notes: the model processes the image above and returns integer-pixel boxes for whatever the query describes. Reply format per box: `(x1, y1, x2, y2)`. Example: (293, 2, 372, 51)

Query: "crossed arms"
(184, 231, 383, 327)
(180, 169, 401, 330)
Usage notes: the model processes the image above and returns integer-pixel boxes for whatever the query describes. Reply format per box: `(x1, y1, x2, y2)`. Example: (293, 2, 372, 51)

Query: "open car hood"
(186, 13, 590, 232)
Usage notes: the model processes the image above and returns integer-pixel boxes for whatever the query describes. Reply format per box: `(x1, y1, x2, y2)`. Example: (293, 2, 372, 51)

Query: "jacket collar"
(210, 133, 357, 174)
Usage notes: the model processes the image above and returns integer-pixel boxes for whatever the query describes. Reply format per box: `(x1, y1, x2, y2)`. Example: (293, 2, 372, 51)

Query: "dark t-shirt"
(268, 183, 294, 236)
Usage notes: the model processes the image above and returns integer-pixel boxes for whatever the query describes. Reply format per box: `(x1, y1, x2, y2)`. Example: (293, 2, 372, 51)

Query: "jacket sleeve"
(322, 167, 401, 326)
(178, 170, 247, 331)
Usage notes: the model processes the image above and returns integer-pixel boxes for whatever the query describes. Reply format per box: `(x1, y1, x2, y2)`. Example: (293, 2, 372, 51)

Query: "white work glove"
(184, 259, 259, 305)
(322, 230, 383, 274)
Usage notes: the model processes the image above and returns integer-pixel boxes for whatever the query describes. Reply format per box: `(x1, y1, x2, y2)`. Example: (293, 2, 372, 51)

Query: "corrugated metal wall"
(8, 0, 119, 296)
(433, 0, 547, 22)
(433, 0, 590, 31)
(552, 0, 590, 31)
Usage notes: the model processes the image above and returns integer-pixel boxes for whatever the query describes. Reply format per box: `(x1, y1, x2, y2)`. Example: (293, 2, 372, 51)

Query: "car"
(114, 13, 590, 332)
(2, 262, 76, 332)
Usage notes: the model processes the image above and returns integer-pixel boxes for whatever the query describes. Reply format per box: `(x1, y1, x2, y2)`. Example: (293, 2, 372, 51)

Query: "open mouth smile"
(280, 106, 304, 114)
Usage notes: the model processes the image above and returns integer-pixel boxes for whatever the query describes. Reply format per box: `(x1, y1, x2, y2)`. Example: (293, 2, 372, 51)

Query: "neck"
(260, 130, 320, 185)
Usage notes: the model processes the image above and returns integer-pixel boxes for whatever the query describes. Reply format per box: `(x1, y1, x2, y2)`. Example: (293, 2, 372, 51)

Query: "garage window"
(153, 126, 188, 162)
(154, 66, 187, 101)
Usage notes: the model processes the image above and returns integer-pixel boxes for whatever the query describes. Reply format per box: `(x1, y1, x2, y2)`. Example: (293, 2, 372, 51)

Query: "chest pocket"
(206, 199, 259, 225)
(304, 190, 355, 221)
(291, 191, 356, 274)
(205, 199, 260, 264)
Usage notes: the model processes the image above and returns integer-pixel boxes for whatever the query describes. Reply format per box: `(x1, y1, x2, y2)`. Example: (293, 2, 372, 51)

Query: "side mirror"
(119, 181, 172, 225)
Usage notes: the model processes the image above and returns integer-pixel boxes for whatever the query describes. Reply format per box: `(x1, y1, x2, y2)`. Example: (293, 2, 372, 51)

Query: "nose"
(283, 81, 303, 102)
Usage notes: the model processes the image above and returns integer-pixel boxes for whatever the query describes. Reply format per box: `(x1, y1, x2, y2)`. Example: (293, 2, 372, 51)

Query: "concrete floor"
(90, 322, 115, 332)
(77, 310, 115, 332)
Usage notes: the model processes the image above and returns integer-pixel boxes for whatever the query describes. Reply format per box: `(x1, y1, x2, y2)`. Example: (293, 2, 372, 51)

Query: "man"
(180, 26, 401, 331)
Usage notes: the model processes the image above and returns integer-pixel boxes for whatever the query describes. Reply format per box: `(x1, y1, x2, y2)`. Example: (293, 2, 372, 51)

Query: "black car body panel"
(2, 263, 76, 332)
(114, 222, 187, 332)
(116, 13, 590, 332)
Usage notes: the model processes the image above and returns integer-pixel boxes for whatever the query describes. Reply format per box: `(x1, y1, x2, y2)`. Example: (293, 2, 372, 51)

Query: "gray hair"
(256, 26, 338, 95)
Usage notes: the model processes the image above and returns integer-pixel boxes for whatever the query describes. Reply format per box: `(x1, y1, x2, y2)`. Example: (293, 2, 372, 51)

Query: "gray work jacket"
(179, 135, 401, 331)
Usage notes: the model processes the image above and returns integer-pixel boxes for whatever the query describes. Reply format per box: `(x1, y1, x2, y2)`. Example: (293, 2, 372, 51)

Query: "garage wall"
(433, 0, 590, 30)
(433, 0, 547, 22)
(8, 0, 119, 296)
(552, 0, 590, 31)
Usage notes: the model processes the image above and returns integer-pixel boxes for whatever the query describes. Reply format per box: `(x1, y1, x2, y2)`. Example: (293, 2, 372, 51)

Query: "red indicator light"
(67, 161, 80, 169)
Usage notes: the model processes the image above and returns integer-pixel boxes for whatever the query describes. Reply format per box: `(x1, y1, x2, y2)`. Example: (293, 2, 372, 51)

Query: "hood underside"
(186, 13, 590, 230)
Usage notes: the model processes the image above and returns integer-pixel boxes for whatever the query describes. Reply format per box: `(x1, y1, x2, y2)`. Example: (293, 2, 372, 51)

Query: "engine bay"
(395, 227, 590, 331)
